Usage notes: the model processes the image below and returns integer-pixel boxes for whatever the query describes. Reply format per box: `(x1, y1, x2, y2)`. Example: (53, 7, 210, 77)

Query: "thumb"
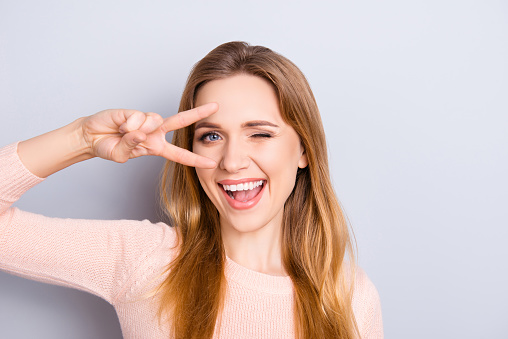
(113, 131, 146, 163)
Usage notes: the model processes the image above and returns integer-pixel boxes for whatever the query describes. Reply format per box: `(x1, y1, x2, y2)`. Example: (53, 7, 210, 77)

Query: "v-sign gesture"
(17, 104, 219, 178)
(82, 103, 218, 168)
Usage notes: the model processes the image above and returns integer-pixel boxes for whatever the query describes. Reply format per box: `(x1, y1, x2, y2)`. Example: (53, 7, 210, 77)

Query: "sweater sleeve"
(0, 142, 175, 305)
(352, 267, 384, 338)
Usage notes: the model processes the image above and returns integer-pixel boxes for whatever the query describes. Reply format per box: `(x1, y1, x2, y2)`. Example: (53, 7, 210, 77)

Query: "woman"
(0, 42, 382, 338)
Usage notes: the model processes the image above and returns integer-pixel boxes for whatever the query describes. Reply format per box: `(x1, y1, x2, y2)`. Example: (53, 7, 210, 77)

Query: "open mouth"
(219, 180, 266, 203)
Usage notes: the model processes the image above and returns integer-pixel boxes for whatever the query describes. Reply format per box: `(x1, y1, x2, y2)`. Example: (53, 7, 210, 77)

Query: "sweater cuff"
(0, 142, 45, 203)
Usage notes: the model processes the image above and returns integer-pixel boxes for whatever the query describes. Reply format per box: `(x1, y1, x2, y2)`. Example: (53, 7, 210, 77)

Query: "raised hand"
(82, 103, 218, 168)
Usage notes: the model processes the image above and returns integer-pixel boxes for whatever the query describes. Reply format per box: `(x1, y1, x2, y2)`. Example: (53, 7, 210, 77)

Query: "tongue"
(232, 185, 262, 202)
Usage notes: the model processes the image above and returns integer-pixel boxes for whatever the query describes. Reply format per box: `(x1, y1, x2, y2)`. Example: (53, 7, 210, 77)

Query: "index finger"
(160, 142, 217, 169)
(161, 103, 219, 133)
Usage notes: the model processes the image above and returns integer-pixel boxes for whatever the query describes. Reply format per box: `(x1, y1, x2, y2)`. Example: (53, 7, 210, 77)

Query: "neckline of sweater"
(224, 255, 293, 295)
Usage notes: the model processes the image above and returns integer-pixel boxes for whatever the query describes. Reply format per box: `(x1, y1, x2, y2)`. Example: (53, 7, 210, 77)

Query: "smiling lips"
(218, 179, 266, 210)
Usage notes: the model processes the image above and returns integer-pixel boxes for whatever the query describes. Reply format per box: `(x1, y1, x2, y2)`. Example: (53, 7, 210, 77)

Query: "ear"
(298, 148, 308, 169)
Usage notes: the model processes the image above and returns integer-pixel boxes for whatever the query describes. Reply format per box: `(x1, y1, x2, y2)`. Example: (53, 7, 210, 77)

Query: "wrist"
(68, 117, 95, 160)
(18, 117, 95, 178)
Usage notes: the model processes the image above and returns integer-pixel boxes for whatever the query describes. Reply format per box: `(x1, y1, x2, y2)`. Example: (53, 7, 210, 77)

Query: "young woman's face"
(193, 74, 308, 235)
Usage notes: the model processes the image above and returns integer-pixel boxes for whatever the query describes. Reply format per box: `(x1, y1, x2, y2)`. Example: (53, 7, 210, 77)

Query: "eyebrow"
(195, 120, 280, 130)
(194, 122, 220, 130)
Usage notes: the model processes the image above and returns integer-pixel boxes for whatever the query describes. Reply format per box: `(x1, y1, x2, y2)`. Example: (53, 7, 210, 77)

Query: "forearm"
(17, 118, 94, 178)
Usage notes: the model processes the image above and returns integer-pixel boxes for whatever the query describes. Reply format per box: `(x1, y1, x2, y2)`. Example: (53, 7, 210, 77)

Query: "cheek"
(257, 141, 301, 185)
(264, 137, 302, 168)
(193, 142, 223, 163)
(195, 167, 213, 189)
(194, 168, 221, 207)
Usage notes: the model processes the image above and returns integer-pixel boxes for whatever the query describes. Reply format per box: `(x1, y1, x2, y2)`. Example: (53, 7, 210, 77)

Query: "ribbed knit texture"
(0, 142, 383, 338)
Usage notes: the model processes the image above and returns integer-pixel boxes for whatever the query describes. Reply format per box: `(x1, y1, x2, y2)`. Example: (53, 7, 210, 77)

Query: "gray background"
(1, 0, 507, 338)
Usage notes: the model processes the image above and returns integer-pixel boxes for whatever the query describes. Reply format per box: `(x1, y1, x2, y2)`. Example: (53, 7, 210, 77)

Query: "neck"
(220, 213, 287, 276)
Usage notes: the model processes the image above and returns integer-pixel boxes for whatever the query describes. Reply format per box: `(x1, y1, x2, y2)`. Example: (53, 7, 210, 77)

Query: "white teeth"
(222, 180, 264, 192)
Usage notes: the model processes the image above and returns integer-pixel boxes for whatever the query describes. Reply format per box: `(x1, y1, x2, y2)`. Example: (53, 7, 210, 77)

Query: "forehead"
(194, 74, 283, 126)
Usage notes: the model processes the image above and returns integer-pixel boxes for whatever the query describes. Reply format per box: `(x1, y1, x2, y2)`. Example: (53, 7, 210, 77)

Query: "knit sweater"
(0, 143, 383, 338)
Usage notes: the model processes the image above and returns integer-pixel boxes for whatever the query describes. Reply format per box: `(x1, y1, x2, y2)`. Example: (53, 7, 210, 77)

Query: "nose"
(219, 140, 250, 173)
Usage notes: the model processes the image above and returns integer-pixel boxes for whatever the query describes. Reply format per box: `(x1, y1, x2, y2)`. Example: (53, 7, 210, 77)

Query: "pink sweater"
(0, 143, 383, 338)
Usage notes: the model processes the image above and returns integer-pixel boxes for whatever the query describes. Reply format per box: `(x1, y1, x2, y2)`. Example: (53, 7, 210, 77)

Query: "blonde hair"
(158, 41, 358, 339)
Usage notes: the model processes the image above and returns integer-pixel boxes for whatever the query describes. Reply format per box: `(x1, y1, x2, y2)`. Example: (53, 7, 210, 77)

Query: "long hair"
(158, 41, 358, 339)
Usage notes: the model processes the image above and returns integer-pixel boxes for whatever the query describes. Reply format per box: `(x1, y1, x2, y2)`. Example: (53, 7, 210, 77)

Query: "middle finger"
(161, 103, 219, 133)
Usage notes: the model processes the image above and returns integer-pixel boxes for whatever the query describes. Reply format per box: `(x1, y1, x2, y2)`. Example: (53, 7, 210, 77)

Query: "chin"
(221, 218, 265, 234)
(219, 208, 283, 236)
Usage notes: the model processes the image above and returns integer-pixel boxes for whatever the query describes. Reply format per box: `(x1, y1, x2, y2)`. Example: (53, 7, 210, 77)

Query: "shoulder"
(116, 219, 178, 252)
(352, 266, 380, 309)
(110, 220, 179, 303)
(113, 219, 179, 269)
(351, 266, 384, 338)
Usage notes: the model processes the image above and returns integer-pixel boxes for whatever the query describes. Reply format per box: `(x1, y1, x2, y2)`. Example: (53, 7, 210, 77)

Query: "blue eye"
(200, 132, 221, 143)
